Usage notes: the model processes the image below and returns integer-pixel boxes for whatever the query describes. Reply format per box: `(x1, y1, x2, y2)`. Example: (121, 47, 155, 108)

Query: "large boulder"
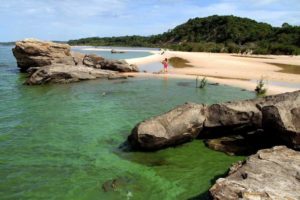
(209, 146, 300, 200)
(82, 54, 138, 72)
(201, 100, 262, 137)
(128, 90, 300, 151)
(128, 103, 206, 150)
(100, 60, 139, 72)
(12, 39, 74, 71)
(262, 94, 300, 149)
(26, 64, 117, 85)
(12, 39, 140, 84)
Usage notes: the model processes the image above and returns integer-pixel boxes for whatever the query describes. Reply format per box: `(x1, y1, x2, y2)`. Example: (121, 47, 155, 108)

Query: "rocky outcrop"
(82, 54, 138, 72)
(201, 100, 262, 137)
(82, 54, 104, 68)
(71, 51, 85, 66)
(26, 64, 117, 85)
(100, 60, 138, 72)
(262, 96, 300, 149)
(209, 146, 300, 200)
(129, 103, 206, 150)
(12, 39, 74, 72)
(12, 39, 139, 84)
(128, 90, 300, 151)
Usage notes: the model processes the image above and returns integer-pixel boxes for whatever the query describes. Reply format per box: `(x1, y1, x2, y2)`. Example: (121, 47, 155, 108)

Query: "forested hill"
(68, 15, 300, 55)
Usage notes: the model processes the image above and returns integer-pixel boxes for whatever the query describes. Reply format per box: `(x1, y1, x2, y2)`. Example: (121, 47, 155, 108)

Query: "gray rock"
(202, 100, 262, 137)
(111, 49, 125, 54)
(26, 64, 116, 85)
(128, 103, 206, 150)
(262, 106, 300, 149)
(209, 146, 300, 200)
(128, 90, 300, 151)
(80, 53, 138, 72)
(100, 60, 139, 72)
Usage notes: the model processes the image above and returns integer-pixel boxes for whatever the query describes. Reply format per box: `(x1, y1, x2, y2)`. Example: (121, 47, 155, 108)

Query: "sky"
(0, 0, 299, 42)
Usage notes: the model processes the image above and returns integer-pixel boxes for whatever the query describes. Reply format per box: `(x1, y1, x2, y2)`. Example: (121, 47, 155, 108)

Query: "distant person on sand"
(162, 58, 168, 73)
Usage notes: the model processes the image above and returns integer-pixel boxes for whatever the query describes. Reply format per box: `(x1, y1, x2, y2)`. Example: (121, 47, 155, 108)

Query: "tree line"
(68, 15, 300, 55)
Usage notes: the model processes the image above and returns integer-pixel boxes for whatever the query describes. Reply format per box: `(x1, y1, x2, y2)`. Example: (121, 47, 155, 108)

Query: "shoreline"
(125, 51, 300, 95)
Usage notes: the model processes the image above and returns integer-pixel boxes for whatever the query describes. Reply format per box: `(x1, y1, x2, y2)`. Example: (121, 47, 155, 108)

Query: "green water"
(0, 46, 255, 199)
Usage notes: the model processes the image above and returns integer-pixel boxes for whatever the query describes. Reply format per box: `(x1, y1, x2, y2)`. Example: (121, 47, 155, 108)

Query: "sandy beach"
(125, 50, 300, 95)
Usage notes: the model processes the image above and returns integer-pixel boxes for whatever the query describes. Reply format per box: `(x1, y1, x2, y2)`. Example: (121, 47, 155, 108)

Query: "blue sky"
(0, 0, 299, 42)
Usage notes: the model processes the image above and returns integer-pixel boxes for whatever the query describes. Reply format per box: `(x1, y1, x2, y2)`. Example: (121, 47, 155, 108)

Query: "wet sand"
(125, 51, 300, 95)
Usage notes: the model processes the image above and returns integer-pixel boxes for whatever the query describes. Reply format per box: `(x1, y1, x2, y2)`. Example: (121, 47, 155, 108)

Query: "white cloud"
(0, 0, 127, 18)
(0, 0, 299, 41)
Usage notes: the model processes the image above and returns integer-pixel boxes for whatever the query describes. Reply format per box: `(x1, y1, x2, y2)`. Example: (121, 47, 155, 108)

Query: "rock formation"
(26, 64, 117, 85)
(209, 146, 300, 200)
(128, 90, 300, 151)
(129, 103, 206, 150)
(12, 39, 138, 84)
(82, 54, 138, 72)
(13, 39, 74, 72)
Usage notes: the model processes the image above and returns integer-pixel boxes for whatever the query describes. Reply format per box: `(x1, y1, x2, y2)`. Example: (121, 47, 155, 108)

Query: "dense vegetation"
(0, 42, 16, 46)
(68, 15, 300, 55)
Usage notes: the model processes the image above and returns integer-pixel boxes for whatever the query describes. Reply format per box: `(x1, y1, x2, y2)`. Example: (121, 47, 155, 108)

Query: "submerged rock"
(209, 146, 300, 200)
(108, 74, 128, 80)
(12, 39, 139, 85)
(102, 177, 130, 192)
(128, 90, 300, 151)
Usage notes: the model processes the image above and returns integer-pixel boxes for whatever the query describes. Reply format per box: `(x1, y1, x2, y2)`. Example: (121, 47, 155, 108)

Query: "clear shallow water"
(72, 46, 156, 60)
(0, 45, 256, 200)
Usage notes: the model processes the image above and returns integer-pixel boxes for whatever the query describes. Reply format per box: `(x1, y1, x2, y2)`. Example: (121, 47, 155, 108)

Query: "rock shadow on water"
(118, 141, 170, 167)
(203, 129, 285, 156)
(111, 80, 130, 84)
(187, 171, 229, 200)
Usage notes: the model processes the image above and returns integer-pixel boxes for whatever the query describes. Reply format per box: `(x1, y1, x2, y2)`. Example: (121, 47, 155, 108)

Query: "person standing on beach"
(162, 58, 168, 73)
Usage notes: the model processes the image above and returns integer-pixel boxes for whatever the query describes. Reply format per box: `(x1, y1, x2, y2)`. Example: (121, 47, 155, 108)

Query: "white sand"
(125, 51, 300, 95)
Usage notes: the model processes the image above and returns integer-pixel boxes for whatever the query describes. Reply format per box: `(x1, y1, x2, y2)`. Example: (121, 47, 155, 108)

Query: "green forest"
(68, 15, 300, 55)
